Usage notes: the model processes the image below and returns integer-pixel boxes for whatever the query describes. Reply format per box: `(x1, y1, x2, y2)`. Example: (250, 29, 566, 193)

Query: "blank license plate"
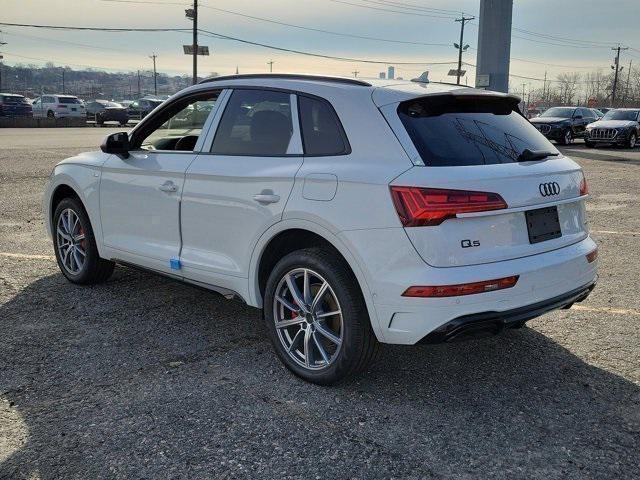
(525, 206, 562, 244)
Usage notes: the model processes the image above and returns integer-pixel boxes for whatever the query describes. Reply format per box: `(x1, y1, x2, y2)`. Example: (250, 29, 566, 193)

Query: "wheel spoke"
(303, 269, 311, 305)
(313, 333, 330, 365)
(303, 327, 313, 367)
(315, 323, 341, 346)
(311, 281, 329, 312)
(275, 317, 305, 329)
(316, 309, 341, 319)
(72, 248, 83, 270)
(57, 227, 72, 242)
(275, 295, 298, 313)
(75, 246, 86, 257)
(285, 273, 307, 313)
(288, 329, 304, 353)
(73, 233, 85, 242)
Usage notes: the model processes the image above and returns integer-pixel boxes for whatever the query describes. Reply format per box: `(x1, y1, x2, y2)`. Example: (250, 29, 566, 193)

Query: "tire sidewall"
(52, 198, 101, 284)
(263, 250, 368, 385)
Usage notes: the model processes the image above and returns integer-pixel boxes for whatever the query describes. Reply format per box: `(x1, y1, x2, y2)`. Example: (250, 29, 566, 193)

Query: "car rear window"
(398, 96, 558, 166)
(58, 97, 81, 104)
(1, 95, 27, 104)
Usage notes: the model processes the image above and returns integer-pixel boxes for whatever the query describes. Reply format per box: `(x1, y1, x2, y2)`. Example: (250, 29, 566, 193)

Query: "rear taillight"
(579, 174, 588, 196)
(57, 104, 67, 108)
(402, 275, 519, 298)
(390, 186, 507, 227)
(586, 248, 598, 263)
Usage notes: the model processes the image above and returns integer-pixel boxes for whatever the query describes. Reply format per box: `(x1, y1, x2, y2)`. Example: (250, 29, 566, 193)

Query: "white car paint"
(44, 75, 598, 345)
(32, 94, 85, 118)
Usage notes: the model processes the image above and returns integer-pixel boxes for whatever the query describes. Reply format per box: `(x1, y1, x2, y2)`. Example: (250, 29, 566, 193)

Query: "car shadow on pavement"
(1, 267, 639, 479)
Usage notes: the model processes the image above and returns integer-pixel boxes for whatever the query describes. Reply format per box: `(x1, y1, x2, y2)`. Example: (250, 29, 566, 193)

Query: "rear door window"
(397, 96, 558, 166)
(298, 95, 349, 155)
(211, 89, 294, 156)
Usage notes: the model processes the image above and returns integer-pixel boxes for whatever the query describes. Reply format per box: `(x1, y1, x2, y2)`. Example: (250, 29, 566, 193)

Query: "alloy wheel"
(273, 268, 343, 371)
(630, 134, 637, 148)
(56, 208, 87, 275)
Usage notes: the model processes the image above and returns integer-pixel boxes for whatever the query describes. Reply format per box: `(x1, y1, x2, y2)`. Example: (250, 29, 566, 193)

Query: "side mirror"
(101, 132, 130, 158)
(573, 114, 583, 120)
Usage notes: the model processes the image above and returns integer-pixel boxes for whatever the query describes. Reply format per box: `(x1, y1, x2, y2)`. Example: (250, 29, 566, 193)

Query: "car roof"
(192, 73, 519, 107)
(1, 93, 24, 97)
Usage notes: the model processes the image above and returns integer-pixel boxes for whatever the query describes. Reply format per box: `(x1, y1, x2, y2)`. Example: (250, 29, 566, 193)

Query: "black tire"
(627, 132, 637, 149)
(47, 110, 55, 119)
(263, 247, 379, 385)
(120, 120, 128, 126)
(52, 197, 115, 285)
(585, 140, 595, 148)
(559, 129, 572, 146)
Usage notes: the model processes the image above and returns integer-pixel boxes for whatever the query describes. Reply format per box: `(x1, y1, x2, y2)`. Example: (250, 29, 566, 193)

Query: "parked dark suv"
(529, 107, 598, 145)
(585, 108, 640, 148)
(0, 93, 33, 117)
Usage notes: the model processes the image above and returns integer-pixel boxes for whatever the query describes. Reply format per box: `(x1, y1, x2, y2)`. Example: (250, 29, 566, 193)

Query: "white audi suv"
(43, 74, 598, 384)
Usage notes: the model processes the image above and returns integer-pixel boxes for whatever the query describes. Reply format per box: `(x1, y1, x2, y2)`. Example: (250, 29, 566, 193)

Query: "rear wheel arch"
(250, 223, 384, 341)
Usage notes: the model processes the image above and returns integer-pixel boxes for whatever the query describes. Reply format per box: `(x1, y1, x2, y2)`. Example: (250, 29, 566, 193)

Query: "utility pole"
(611, 45, 628, 107)
(622, 59, 632, 107)
(454, 15, 474, 85)
(149, 54, 158, 95)
(543, 70, 548, 105)
(352, 70, 359, 78)
(192, 0, 198, 84)
(0, 32, 7, 92)
(62, 69, 65, 94)
(267, 60, 274, 73)
(137, 70, 141, 97)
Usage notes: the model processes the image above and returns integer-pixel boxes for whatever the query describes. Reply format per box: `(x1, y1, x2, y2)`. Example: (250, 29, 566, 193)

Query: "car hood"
(529, 117, 570, 124)
(588, 120, 637, 128)
(103, 106, 127, 111)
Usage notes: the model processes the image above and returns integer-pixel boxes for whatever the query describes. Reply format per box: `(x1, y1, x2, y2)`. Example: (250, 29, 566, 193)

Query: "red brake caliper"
(79, 227, 86, 249)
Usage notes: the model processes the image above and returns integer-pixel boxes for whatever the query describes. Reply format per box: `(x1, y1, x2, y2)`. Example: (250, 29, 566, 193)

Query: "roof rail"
(198, 73, 372, 87)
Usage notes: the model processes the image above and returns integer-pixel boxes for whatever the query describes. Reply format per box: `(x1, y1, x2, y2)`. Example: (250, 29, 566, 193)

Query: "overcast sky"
(2, 0, 639, 88)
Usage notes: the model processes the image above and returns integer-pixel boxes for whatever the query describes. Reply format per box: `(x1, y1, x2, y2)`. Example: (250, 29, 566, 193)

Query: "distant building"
(379, 72, 386, 79)
(387, 66, 395, 80)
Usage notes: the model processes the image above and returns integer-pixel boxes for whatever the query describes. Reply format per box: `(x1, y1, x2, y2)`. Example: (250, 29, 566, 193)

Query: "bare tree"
(556, 73, 581, 105)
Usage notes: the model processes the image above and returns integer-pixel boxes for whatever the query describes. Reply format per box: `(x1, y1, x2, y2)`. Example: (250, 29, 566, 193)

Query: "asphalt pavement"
(1, 128, 639, 479)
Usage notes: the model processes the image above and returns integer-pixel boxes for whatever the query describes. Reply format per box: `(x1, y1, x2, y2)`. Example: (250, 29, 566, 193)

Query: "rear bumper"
(418, 281, 595, 344)
(339, 228, 598, 345)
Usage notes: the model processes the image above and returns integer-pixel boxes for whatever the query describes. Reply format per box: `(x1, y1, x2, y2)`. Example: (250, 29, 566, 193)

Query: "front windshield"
(602, 110, 639, 121)
(540, 107, 575, 118)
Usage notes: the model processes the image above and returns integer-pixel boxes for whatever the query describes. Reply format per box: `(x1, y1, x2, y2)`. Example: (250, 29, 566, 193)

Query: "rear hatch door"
(384, 91, 588, 268)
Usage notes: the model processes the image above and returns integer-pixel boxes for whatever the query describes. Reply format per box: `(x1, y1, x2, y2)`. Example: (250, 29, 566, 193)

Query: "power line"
(198, 28, 457, 65)
(0, 22, 189, 32)
(324, 0, 460, 19)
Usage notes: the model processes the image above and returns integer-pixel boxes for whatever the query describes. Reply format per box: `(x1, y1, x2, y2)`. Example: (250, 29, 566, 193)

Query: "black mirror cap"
(101, 132, 130, 158)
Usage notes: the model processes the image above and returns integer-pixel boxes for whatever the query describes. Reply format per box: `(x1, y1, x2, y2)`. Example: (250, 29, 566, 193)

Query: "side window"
(581, 108, 592, 119)
(298, 95, 349, 155)
(134, 91, 220, 152)
(33, 98, 41, 106)
(211, 89, 293, 156)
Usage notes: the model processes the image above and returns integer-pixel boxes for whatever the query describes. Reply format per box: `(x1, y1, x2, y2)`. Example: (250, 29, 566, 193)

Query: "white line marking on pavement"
(571, 305, 640, 316)
(591, 230, 640, 236)
(0, 252, 55, 261)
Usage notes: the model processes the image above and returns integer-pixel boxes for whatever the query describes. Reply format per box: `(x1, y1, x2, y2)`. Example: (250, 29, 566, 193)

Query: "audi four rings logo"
(539, 182, 560, 196)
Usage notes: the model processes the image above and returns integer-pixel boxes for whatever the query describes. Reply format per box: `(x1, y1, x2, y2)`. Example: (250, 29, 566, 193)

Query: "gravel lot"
(1, 128, 639, 479)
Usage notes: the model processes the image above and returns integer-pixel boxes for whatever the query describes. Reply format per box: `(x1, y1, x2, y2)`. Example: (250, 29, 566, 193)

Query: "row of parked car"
(0, 93, 164, 125)
(529, 106, 640, 148)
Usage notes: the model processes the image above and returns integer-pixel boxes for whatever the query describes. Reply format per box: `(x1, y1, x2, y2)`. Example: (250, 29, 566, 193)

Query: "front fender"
(44, 159, 107, 256)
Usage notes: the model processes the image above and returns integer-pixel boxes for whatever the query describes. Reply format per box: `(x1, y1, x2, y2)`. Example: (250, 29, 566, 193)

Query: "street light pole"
(192, 0, 198, 84)
(454, 15, 474, 85)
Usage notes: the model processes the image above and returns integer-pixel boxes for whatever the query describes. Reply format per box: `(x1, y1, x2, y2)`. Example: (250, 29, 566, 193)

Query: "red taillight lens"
(390, 186, 507, 227)
(402, 276, 519, 298)
(586, 248, 598, 263)
(580, 174, 588, 196)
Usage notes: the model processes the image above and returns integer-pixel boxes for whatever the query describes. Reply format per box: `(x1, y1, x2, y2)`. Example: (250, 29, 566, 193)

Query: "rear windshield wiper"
(517, 149, 560, 162)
